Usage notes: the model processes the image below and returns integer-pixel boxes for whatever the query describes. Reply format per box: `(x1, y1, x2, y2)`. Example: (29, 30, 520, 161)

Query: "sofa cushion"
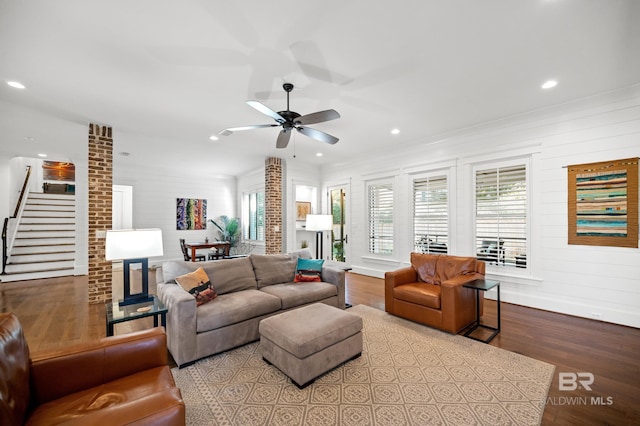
(410, 252, 442, 284)
(250, 254, 297, 288)
(439, 255, 478, 281)
(174, 267, 217, 306)
(160, 258, 257, 295)
(175, 266, 209, 292)
(160, 261, 202, 285)
(195, 290, 281, 333)
(393, 283, 441, 309)
(26, 367, 183, 425)
(200, 257, 257, 295)
(294, 258, 324, 282)
(260, 281, 338, 310)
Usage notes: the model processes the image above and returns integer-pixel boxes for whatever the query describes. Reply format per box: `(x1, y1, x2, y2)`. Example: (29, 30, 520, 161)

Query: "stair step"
(19, 224, 76, 231)
(26, 194, 75, 204)
(10, 252, 75, 262)
(21, 211, 75, 218)
(1, 269, 75, 282)
(28, 192, 74, 200)
(12, 244, 75, 254)
(20, 217, 76, 224)
(26, 199, 75, 206)
(14, 238, 75, 247)
(23, 205, 75, 212)
(15, 230, 75, 238)
(5, 260, 74, 273)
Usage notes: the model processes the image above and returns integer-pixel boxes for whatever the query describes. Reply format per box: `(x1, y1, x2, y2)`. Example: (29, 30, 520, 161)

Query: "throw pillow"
(175, 267, 218, 306)
(294, 258, 324, 283)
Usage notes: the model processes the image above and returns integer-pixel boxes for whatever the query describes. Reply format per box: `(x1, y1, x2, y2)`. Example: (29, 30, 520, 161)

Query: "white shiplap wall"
(114, 164, 237, 264)
(321, 87, 640, 328)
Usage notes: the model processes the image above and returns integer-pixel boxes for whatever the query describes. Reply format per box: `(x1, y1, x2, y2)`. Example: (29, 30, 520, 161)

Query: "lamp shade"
(305, 214, 333, 231)
(105, 228, 164, 260)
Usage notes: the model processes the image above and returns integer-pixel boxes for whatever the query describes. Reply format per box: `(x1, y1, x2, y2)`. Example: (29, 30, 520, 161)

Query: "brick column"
(88, 123, 113, 304)
(265, 157, 283, 254)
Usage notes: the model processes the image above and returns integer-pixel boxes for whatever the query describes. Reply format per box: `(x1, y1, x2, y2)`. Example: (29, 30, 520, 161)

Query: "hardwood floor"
(2, 273, 639, 425)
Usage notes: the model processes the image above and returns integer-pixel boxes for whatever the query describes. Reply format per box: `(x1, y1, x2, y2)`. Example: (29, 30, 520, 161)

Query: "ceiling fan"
(219, 83, 340, 148)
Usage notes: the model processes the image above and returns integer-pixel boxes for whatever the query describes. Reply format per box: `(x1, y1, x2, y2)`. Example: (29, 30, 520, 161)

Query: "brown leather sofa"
(385, 253, 485, 333)
(0, 312, 185, 426)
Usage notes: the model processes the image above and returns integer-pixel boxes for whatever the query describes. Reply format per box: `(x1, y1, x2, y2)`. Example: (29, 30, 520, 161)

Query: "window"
(242, 191, 264, 241)
(413, 175, 448, 254)
(368, 182, 394, 254)
(475, 163, 527, 268)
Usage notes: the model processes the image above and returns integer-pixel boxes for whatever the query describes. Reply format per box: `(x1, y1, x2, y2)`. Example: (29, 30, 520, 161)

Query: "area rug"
(172, 305, 554, 425)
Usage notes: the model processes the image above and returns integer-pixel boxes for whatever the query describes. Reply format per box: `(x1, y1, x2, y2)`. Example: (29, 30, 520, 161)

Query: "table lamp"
(305, 214, 333, 259)
(105, 228, 163, 306)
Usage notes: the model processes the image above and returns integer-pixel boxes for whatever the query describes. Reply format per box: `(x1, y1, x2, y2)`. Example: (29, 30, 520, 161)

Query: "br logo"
(559, 372, 594, 391)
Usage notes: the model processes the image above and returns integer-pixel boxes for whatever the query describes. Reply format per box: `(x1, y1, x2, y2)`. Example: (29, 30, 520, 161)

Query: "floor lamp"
(106, 228, 164, 306)
(305, 214, 333, 260)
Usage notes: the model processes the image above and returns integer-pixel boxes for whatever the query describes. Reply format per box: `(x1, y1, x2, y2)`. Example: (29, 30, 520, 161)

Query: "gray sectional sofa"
(156, 249, 345, 367)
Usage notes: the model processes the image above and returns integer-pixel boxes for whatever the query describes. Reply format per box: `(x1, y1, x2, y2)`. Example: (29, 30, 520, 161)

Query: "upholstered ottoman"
(259, 303, 363, 388)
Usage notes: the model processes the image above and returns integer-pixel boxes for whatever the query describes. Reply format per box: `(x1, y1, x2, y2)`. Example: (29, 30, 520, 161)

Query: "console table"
(462, 279, 500, 343)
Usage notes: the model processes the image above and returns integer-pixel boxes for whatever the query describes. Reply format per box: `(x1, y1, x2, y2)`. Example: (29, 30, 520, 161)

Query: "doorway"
(328, 185, 349, 265)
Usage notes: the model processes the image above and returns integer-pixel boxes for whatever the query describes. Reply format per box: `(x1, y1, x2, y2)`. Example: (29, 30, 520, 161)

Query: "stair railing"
(2, 166, 32, 274)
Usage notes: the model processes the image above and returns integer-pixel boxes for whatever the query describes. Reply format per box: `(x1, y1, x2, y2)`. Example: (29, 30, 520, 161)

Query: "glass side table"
(105, 294, 167, 337)
(462, 279, 500, 343)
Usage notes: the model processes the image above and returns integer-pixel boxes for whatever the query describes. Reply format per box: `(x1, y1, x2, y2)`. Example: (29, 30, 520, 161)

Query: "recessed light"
(24, 136, 36, 141)
(37, 153, 47, 158)
(209, 135, 219, 141)
(316, 152, 323, 157)
(119, 152, 130, 157)
(7, 81, 26, 89)
(391, 128, 400, 135)
(541, 80, 558, 89)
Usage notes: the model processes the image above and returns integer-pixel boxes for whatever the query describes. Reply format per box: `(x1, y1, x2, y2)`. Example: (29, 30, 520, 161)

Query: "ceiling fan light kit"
(219, 83, 340, 148)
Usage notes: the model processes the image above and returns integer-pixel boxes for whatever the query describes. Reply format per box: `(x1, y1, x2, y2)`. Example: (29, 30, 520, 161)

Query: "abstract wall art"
(177, 198, 207, 230)
(567, 158, 638, 248)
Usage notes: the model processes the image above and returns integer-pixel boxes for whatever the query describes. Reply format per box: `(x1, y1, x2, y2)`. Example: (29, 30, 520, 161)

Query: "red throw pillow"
(294, 270, 322, 282)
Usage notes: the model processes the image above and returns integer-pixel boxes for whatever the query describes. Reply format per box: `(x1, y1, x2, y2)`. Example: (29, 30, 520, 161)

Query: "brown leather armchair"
(385, 253, 485, 333)
(0, 312, 185, 426)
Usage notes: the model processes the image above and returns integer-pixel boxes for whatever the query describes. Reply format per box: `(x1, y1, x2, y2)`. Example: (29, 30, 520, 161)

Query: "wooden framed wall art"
(296, 201, 311, 220)
(567, 158, 638, 248)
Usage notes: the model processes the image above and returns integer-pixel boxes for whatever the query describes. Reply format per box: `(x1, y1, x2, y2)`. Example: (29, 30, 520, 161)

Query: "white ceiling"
(1, 0, 639, 176)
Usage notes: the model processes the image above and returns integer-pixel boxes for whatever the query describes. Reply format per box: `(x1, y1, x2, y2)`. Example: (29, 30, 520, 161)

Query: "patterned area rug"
(172, 305, 554, 425)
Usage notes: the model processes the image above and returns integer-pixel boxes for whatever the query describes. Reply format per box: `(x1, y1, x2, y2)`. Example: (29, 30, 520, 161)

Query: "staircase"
(2, 192, 76, 282)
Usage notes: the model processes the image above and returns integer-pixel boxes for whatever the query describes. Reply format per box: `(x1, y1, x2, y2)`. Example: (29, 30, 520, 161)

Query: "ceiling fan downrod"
(283, 83, 294, 111)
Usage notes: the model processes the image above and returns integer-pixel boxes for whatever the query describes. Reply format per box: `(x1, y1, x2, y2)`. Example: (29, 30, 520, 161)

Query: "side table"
(105, 294, 168, 337)
(463, 279, 500, 343)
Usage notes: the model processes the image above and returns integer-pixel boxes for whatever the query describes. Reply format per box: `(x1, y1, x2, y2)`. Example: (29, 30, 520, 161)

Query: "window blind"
(244, 192, 265, 241)
(475, 164, 527, 267)
(413, 175, 448, 254)
(368, 183, 394, 254)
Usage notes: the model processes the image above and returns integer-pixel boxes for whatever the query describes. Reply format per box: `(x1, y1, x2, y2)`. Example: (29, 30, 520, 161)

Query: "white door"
(327, 184, 350, 265)
(112, 185, 133, 229)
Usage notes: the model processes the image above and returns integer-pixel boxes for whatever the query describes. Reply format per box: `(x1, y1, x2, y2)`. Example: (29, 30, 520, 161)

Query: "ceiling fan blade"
(295, 109, 341, 125)
(219, 124, 277, 136)
(246, 100, 285, 123)
(276, 129, 292, 148)
(296, 126, 339, 145)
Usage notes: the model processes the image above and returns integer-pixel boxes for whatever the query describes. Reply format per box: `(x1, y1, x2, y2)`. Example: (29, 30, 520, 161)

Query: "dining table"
(184, 241, 231, 261)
